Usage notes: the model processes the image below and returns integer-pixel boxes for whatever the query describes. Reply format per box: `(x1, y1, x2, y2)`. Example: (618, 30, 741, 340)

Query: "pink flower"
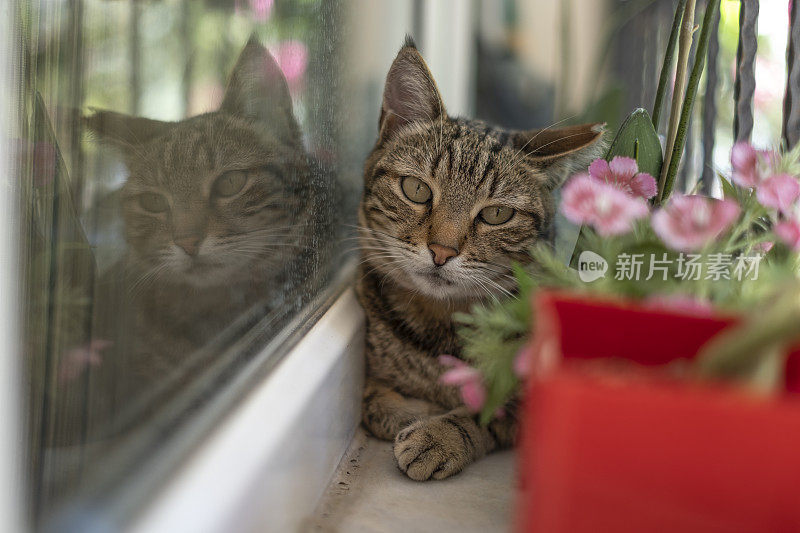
(513, 342, 534, 379)
(730, 142, 778, 188)
(753, 241, 774, 253)
(58, 339, 111, 383)
(588, 157, 658, 199)
(272, 40, 308, 93)
(439, 355, 486, 412)
(652, 195, 741, 252)
(561, 175, 650, 236)
(775, 218, 800, 251)
(644, 294, 714, 316)
(756, 174, 800, 213)
(249, 0, 274, 21)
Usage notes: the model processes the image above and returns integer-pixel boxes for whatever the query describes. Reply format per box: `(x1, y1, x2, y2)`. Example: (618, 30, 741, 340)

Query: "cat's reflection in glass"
(83, 38, 320, 435)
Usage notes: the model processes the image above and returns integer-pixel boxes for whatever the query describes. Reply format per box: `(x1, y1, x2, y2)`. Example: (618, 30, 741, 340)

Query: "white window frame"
(129, 289, 364, 533)
(0, 0, 24, 530)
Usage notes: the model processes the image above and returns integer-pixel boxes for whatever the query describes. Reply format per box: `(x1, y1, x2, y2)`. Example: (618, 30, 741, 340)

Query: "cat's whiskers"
(469, 270, 512, 300)
(378, 260, 411, 292)
(356, 230, 417, 254)
(128, 260, 172, 298)
(359, 251, 411, 272)
(480, 274, 514, 298)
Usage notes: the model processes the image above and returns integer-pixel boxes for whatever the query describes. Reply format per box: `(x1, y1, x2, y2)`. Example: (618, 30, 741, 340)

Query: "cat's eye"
(213, 170, 247, 197)
(479, 205, 514, 225)
(400, 176, 432, 204)
(138, 192, 169, 213)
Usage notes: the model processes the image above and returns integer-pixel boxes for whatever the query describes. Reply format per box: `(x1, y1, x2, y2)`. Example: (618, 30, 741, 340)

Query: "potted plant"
(446, 139, 800, 531)
(514, 289, 800, 532)
(440, 0, 800, 529)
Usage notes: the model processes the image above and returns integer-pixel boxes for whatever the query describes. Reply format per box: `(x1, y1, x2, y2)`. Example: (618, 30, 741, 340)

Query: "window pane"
(15, 0, 360, 524)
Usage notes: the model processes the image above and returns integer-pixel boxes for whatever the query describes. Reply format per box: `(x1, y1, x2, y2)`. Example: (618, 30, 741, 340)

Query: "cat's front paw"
(393, 416, 476, 481)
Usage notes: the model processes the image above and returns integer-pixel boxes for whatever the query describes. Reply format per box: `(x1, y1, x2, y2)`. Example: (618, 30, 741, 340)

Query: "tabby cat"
(357, 38, 604, 480)
(84, 38, 326, 433)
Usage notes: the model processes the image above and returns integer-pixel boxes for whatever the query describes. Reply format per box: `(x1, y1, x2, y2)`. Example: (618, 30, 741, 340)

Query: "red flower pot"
(516, 291, 800, 533)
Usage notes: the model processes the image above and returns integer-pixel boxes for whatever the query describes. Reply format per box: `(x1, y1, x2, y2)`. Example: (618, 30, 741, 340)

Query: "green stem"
(652, 0, 689, 130)
(659, 0, 696, 202)
(722, 208, 761, 251)
(659, 0, 721, 203)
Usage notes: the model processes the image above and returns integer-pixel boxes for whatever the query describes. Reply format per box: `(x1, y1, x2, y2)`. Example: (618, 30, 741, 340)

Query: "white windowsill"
(129, 288, 365, 533)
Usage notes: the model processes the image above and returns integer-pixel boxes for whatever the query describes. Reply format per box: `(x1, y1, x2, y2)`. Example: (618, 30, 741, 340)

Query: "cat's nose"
(428, 243, 458, 266)
(174, 235, 203, 256)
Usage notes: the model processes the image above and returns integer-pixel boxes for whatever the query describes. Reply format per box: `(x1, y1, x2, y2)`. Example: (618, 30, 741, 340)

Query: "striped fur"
(84, 40, 324, 426)
(357, 40, 604, 480)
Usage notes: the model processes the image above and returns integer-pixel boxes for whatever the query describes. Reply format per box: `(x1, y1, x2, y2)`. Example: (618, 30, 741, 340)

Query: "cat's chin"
(177, 268, 231, 288)
(394, 269, 484, 302)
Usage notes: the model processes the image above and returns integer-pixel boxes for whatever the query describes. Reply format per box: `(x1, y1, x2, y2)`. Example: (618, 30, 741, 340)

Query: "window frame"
(127, 286, 365, 533)
(0, 1, 25, 530)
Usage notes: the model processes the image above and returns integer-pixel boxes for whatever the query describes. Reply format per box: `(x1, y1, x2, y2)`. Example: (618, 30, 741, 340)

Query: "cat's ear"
(85, 109, 174, 147)
(221, 36, 300, 144)
(379, 37, 446, 144)
(512, 123, 606, 189)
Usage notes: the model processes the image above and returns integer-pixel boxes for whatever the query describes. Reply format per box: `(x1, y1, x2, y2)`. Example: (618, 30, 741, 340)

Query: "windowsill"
(308, 429, 515, 532)
(128, 288, 365, 533)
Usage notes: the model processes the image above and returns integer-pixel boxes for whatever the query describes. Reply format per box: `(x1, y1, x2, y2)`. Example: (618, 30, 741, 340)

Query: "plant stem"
(652, 0, 689, 130)
(659, 0, 722, 203)
(658, 0, 696, 203)
(696, 292, 800, 384)
(555, 0, 573, 120)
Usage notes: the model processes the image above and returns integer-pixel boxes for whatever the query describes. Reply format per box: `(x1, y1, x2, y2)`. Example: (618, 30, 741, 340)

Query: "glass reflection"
(19, 0, 342, 518)
(79, 38, 325, 430)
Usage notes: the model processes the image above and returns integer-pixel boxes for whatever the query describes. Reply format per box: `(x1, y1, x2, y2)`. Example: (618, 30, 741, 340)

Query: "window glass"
(16, 0, 364, 524)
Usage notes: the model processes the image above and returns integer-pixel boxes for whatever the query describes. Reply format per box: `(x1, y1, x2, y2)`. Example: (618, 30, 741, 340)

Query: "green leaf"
(719, 174, 737, 200)
(605, 108, 664, 178)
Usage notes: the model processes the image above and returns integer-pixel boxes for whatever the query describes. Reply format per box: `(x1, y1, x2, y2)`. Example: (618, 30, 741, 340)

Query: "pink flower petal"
(775, 219, 800, 251)
(753, 241, 774, 253)
(585, 156, 656, 199)
(731, 142, 756, 171)
(561, 175, 649, 236)
(756, 174, 800, 213)
(440, 366, 481, 386)
(513, 343, 534, 378)
(630, 172, 658, 199)
(248, 0, 274, 21)
(561, 174, 599, 225)
(588, 158, 612, 181)
(438, 354, 465, 368)
(460, 379, 487, 412)
(731, 142, 761, 188)
(271, 40, 307, 93)
(644, 294, 714, 316)
(592, 190, 649, 236)
(730, 142, 782, 189)
(652, 195, 741, 252)
(609, 156, 639, 180)
(58, 339, 111, 383)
